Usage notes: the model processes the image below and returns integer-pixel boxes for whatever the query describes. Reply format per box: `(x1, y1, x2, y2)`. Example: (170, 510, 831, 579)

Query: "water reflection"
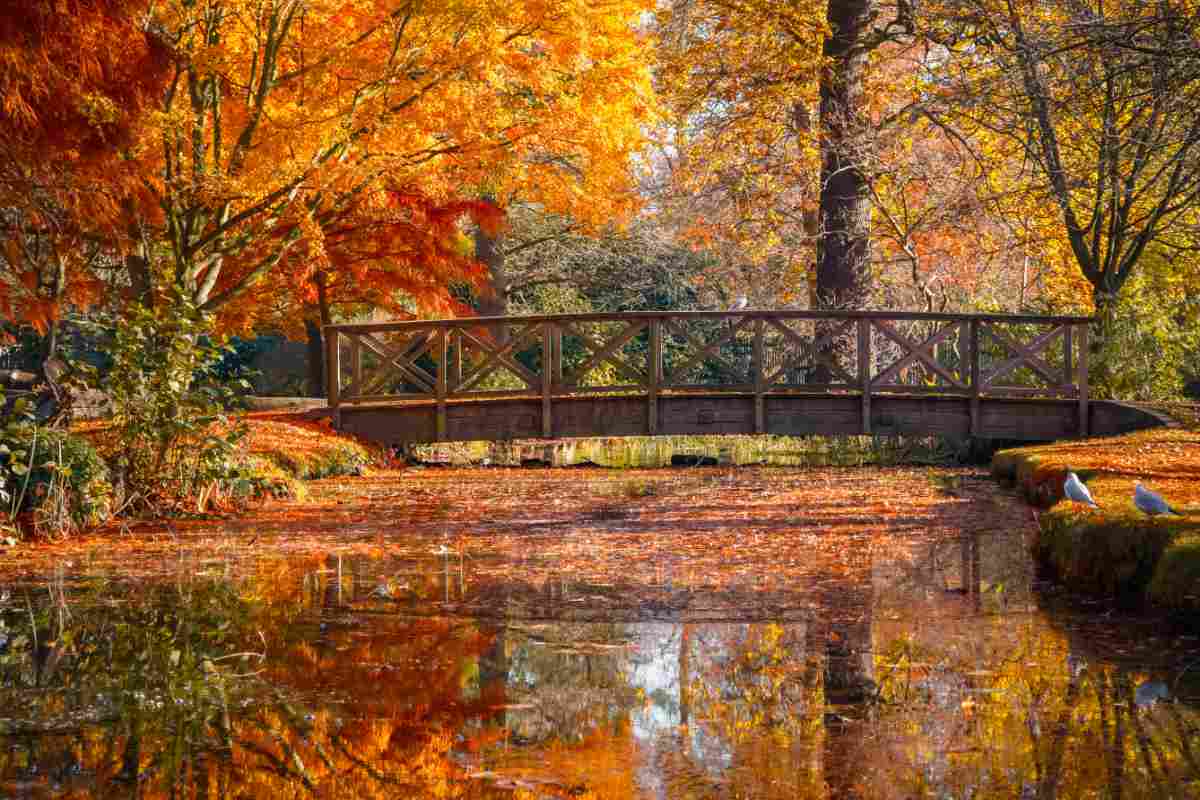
(1, 528, 1198, 798)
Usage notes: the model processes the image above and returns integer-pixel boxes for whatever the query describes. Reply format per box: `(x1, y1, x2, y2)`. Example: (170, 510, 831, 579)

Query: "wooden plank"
(436, 329, 448, 441)
(551, 383, 644, 395)
(648, 319, 661, 434)
(449, 329, 463, 391)
(762, 382, 856, 393)
(663, 316, 753, 384)
(858, 318, 871, 434)
(871, 319, 967, 390)
(542, 323, 552, 438)
(339, 393, 1129, 445)
(979, 322, 1067, 389)
(1063, 325, 1073, 386)
(325, 309, 1092, 335)
(661, 382, 757, 393)
(350, 335, 364, 400)
(357, 332, 436, 395)
(342, 392, 441, 404)
(969, 319, 980, 436)
(551, 325, 563, 383)
(763, 317, 856, 386)
(868, 384, 971, 396)
(559, 320, 646, 386)
(456, 324, 541, 390)
(753, 318, 765, 433)
(978, 386, 1078, 398)
(1078, 323, 1089, 436)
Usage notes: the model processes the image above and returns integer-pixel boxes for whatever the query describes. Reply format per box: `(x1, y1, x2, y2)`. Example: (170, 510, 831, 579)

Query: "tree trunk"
(678, 624, 692, 727)
(475, 197, 508, 342)
(304, 319, 324, 397)
(1088, 286, 1118, 396)
(304, 271, 333, 397)
(816, 0, 876, 311)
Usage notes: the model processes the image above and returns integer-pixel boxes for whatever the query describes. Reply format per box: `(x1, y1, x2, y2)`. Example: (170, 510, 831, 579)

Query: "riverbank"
(992, 426, 1200, 615)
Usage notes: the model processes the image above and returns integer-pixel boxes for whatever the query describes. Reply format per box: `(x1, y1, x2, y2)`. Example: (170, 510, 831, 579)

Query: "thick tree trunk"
(816, 0, 876, 311)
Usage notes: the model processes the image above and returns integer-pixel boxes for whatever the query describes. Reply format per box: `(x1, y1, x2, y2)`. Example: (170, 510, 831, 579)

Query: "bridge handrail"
(325, 309, 1091, 334)
(323, 310, 1092, 440)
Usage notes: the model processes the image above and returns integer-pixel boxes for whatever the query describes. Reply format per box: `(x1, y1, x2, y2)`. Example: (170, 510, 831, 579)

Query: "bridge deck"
(320, 310, 1151, 446)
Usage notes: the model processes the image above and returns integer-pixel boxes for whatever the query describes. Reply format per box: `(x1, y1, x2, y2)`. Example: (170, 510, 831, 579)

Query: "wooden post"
(436, 328, 448, 441)
(858, 319, 871, 434)
(753, 318, 765, 434)
(969, 319, 981, 436)
(552, 325, 563, 384)
(449, 328, 462, 392)
(542, 322, 553, 438)
(350, 334, 362, 401)
(1077, 323, 1089, 437)
(648, 318, 661, 434)
(325, 327, 341, 410)
(1062, 324, 1073, 387)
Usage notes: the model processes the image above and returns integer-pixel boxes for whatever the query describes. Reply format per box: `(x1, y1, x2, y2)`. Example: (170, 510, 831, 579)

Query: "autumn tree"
(497, 207, 717, 314)
(0, 0, 168, 344)
(1, 0, 654, 360)
(925, 0, 1200, 362)
(654, 0, 922, 311)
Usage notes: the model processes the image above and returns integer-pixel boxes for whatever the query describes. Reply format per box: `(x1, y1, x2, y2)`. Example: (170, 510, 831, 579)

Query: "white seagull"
(1063, 471, 1100, 509)
(730, 295, 748, 311)
(1134, 481, 1182, 517)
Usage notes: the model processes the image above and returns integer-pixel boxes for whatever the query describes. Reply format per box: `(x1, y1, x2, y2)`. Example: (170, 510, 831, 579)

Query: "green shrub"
(0, 392, 112, 538)
(24, 428, 113, 532)
(96, 299, 248, 514)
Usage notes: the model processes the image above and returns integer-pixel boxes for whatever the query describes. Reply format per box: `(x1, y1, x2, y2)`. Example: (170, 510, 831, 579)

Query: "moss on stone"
(1148, 535, 1200, 608)
(993, 429, 1200, 614)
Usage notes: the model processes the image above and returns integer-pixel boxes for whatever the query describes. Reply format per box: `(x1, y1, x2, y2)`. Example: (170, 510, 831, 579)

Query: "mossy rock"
(1148, 534, 1200, 609)
(1036, 509, 1177, 598)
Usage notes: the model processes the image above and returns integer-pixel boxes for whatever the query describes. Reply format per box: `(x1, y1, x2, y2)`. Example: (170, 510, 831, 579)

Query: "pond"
(0, 467, 1197, 798)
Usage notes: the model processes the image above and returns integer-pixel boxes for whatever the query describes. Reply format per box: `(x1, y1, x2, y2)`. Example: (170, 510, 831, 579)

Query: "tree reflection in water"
(0, 532, 1197, 798)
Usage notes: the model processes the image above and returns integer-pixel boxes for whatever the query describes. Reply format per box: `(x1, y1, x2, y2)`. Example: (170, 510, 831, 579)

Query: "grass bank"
(992, 427, 1200, 613)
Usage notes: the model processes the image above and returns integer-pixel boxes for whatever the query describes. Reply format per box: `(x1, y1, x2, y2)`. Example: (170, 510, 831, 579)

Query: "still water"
(0, 467, 1197, 798)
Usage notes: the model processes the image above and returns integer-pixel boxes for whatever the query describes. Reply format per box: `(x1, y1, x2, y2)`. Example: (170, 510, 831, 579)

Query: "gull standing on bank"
(1134, 481, 1182, 516)
(731, 295, 748, 311)
(1064, 471, 1100, 509)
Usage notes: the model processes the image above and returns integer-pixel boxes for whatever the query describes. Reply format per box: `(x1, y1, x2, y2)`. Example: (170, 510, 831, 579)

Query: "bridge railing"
(324, 310, 1092, 438)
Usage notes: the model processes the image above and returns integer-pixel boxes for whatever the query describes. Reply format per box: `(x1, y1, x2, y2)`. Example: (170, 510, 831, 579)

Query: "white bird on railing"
(1063, 471, 1100, 509)
(1134, 481, 1182, 517)
(730, 295, 748, 311)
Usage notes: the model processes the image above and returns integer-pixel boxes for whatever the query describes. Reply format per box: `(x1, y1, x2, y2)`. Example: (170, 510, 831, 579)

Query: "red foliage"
(0, 0, 169, 162)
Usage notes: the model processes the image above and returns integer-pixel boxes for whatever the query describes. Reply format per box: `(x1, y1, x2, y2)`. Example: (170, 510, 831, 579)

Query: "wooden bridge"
(324, 310, 1162, 447)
